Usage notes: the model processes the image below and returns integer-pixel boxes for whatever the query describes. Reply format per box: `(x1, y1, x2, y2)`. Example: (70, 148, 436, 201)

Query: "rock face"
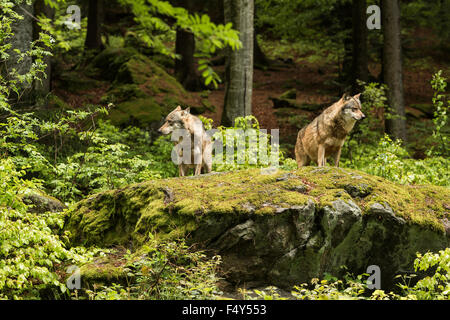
(64, 167, 449, 290)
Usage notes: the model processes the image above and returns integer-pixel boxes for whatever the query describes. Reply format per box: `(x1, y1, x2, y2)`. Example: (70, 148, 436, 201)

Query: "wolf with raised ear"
(295, 93, 365, 167)
(158, 106, 212, 176)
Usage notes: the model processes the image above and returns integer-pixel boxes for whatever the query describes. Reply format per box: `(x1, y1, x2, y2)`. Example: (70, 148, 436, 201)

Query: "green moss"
(109, 98, 164, 127)
(279, 89, 297, 100)
(48, 95, 71, 110)
(101, 84, 146, 104)
(78, 254, 127, 289)
(64, 168, 449, 247)
(88, 47, 139, 80)
(293, 166, 449, 232)
(58, 71, 103, 92)
(115, 54, 185, 95)
(409, 103, 435, 117)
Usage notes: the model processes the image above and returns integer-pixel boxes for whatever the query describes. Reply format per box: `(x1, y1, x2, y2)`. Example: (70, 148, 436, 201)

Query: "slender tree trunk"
(85, 0, 104, 51)
(253, 32, 268, 67)
(336, 1, 353, 83)
(382, 0, 407, 142)
(253, 4, 268, 67)
(222, 0, 254, 126)
(172, 0, 203, 91)
(351, 0, 369, 92)
(175, 28, 202, 91)
(33, 0, 55, 98)
(5, 3, 34, 105)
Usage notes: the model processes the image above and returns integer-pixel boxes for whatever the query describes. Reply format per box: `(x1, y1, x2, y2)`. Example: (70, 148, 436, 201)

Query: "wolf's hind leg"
(202, 155, 212, 174)
(295, 140, 310, 167)
(334, 147, 342, 167)
(202, 141, 213, 174)
(179, 164, 188, 177)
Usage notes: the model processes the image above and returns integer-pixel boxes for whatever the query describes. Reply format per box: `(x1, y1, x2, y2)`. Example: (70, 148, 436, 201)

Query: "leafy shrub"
(200, 115, 296, 172)
(427, 70, 449, 157)
(0, 158, 106, 299)
(242, 249, 450, 300)
(49, 121, 177, 202)
(342, 134, 450, 186)
(341, 79, 450, 187)
(397, 248, 450, 300)
(291, 273, 368, 300)
(81, 239, 222, 300)
(1, 97, 177, 203)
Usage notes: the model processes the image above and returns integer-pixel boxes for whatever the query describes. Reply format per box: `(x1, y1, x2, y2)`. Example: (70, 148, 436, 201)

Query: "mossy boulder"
(88, 47, 139, 81)
(57, 71, 103, 93)
(409, 103, 435, 118)
(78, 255, 128, 289)
(64, 167, 449, 290)
(21, 189, 66, 214)
(270, 97, 327, 112)
(108, 98, 165, 127)
(279, 89, 297, 100)
(88, 47, 204, 127)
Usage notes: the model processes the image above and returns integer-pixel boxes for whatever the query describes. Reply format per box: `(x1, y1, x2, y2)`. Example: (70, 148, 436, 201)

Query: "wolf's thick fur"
(158, 106, 212, 176)
(295, 93, 365, 167)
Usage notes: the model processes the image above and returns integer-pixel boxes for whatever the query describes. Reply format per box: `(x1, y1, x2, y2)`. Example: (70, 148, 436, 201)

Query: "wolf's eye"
(352, 108, 358, 112)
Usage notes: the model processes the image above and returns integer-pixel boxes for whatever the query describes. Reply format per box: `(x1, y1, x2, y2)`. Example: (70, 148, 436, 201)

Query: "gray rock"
(369, 202, 406, 225)
(22, 190, 66, 214)
(343, 183, 373, 198)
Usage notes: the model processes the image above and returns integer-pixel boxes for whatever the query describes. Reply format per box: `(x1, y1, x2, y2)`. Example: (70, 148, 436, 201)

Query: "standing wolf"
(295, 93, 365, 167)
(158, 106, 212, 176)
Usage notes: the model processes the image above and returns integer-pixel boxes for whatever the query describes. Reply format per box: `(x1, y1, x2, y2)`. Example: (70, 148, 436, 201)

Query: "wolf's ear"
(181, 107, 190, 117)
(175, 105, 182, 111)
(342, 93, 351, 101)
(353, 93, 361, 100)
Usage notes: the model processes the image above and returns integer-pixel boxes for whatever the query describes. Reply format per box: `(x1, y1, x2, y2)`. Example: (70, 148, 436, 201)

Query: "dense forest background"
(0, 0, 449, 300)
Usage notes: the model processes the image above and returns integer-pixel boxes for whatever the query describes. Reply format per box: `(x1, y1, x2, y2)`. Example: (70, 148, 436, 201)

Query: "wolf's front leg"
(193, 137, 203, 176)
(317, 145, 326, 167)
(334, 147, 342, 167)
(179, 164, 187, 177)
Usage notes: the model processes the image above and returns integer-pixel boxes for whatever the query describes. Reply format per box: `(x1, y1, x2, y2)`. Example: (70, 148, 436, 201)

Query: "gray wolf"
(158, 106, 212, 176)
(295, 93, 365, 167)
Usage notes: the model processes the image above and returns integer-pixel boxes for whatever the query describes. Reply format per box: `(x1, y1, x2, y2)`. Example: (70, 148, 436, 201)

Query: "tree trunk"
(85, 0, 104, 51)
(5, 3, 34, 106)
(253, 5, 268, 68)
(253, 32, 268, 67)
(336, 1, 353, 84)
(33, 0, 55, 99)
(222, 0, 254, 126)
(351, 0, 369, 92)
(382, 0, 407, 142)
(173, 0, 203, 91)
(175, 28, 203, 91)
